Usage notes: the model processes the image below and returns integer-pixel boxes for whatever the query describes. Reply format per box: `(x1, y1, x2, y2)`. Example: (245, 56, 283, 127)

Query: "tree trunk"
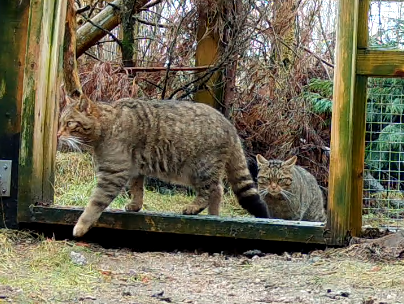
(121, 0, 136, 67)
(76, 0, 148, 58)
(64, 0, 83, 98)
(222, 0, 240, 118)
(194, 0, 223, 110)
(271, 0, 297, 69)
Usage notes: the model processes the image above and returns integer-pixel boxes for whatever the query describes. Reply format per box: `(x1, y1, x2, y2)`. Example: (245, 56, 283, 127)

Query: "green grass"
(0, 230, 103, 303)
(54, 152, 249, 217)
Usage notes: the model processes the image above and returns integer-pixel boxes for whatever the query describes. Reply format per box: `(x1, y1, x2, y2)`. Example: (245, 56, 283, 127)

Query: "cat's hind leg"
(125, 175, 144, 212)
(73, 167, 130, 237)
(182, 181, 223, 216)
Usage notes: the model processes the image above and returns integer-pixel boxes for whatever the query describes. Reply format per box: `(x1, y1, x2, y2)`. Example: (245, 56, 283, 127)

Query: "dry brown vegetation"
(70, 0, 335, 190)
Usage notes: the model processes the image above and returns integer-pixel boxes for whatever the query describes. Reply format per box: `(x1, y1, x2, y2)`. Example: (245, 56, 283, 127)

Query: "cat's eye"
(67, 121, 76, 128)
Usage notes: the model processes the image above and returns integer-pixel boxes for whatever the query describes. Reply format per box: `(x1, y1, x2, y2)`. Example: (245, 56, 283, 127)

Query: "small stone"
(243, 249, 264, 258)
(122, 291, 132, 296)
(70, 251, 87, 266)
(340, 291, 350, 297)
(152, 291, 165, 297)
(283, 252, 292, 261)
(308, 256, 321, 264)
(362, 298, 375, 304)
(251, 255, 260, 260)
(78, 295, 96, 301)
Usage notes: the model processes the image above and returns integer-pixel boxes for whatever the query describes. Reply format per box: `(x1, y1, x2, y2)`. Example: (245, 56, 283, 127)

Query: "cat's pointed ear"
(256, 154, 268, 167)
(283, 155, 297, 168)
(64, 94, 76, 105)
(77, 95, 96, 115)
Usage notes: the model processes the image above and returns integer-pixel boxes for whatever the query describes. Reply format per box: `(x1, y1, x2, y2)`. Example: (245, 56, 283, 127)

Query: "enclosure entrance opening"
(1, 0, 402, 246)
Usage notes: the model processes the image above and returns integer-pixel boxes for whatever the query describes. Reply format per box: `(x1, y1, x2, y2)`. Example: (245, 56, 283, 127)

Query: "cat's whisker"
(281, 189, 295, 197)
(60, 136, 83, 153)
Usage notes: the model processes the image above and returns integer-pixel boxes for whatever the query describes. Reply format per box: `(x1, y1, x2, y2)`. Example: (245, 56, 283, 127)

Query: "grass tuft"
(54, 151, 249, 217)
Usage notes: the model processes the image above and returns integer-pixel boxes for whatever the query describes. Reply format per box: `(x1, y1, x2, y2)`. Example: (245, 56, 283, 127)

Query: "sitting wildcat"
(57, 95, 270, 237)
(256, 154, 326, 222)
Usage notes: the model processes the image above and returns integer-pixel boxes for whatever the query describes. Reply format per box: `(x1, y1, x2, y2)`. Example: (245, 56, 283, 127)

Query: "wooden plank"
(327, 0, 359, 245)
(18, 1, 67, 222)
(357, 50, 404, 77)
(29, 206, 329, 244)
(350, 0, 370, 236)
(0, 1, 30, 229)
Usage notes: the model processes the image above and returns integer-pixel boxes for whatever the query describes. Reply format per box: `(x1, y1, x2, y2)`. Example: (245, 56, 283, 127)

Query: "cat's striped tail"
(226, 146, 270, 218)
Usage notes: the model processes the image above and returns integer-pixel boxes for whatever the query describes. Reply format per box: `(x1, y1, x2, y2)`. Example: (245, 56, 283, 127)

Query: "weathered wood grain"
(350, 0, 369, 236)
(18, 0, 67, 222)
(43, 0, 68, 200)
(0, 0, 30, 228)
(357, 49, 404, 77)
(327, 0, 359, 245)
(30, 206, 329, 244)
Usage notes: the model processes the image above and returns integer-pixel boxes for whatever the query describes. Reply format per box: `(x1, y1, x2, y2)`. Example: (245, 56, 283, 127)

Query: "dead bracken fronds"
(69, 0, 335, 190)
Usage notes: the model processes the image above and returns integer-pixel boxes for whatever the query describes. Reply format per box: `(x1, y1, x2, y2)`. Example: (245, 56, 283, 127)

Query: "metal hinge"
(0, 160, 12, 197)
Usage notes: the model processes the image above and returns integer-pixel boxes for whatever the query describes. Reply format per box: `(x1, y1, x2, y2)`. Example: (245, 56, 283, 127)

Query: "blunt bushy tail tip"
(238, 194, 270, 218)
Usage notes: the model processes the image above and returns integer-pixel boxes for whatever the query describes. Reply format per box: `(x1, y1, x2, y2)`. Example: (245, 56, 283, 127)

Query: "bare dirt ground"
(1, 229, 404, 304)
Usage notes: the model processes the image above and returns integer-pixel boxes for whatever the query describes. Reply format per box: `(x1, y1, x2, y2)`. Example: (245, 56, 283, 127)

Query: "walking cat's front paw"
(73, 223, 89, 238)
(125, 202, 142, 212)
(182, 204, 204, 215)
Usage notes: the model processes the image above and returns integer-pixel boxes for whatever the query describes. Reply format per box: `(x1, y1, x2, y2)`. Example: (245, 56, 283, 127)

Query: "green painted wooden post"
(18, 0, 67, 222)
(0, 1, 30, 228)
(350, 0, 370, 237)
(327, 0, 359, 245)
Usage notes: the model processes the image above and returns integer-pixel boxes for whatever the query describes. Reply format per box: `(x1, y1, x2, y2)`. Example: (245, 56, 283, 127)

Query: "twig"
(87, 0, 101, 19)
(317, 15, 334, 64)
(141, 78, 164, 90)
(84, 51, 103, 62)
(295, 42, 334, 68)
(140, 0, 163, 11)
(79, 15, 122, 47)
(124, 65, 211, 73)
(76, 5, 90, 14)
(132, 16, 170, 28)
(161, 8, 191, 99)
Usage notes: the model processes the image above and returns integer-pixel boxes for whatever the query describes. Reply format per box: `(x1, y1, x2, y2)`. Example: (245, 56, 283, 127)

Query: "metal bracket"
(0, 160, 12, 197)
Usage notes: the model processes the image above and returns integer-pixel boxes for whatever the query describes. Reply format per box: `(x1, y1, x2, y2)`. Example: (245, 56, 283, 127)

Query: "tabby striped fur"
(256, 154, 326, 222)
(57, 96, 270, 237)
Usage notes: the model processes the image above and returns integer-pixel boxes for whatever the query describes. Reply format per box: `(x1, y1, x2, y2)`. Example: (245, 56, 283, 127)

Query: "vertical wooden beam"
(18, 0, 67, 222)
(350, 0, 370, 237)
(43, 0, 68, 201)
(327, 0, 359, 245)
(194, 1, 223, 109)
(0, 1, 30, 228)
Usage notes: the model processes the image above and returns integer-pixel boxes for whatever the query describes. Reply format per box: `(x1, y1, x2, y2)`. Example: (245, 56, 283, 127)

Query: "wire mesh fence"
(363, 78, 404, 231)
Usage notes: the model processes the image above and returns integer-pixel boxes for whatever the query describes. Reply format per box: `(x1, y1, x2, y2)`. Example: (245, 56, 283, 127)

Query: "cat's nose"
(270, 182, 277, 189)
